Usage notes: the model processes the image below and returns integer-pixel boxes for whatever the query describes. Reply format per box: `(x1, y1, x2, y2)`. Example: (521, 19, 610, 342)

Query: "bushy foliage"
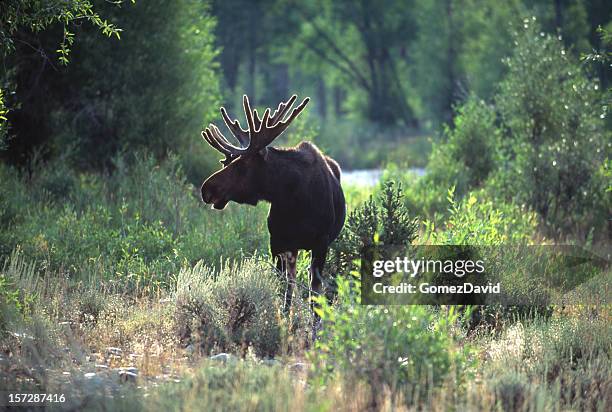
(408, 19, 610, 239)
(426, 98, 500, 199)
(490, 18, 610, 237)
(0, 273, 21, 333)
(312, 273, 474, 403)
(0, 0, 123, 63)
(175, 259, 281, 358)
(0, 0, 124, 159)
(0, 250, 37, 335)
(483, 313, 611, 411)
(388, 97, 503, 219)
(329, 181, 418, 275)
(3, 1, 221, 182)
(423, 187, 537, 245)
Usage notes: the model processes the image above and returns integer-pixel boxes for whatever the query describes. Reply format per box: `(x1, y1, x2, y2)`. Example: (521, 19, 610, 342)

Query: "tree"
(2, 0, 221, 181)
(411, 0, 525, 127)
(281, 0, 418, 127)
(493, 18, 610, 236)
(0, 0, 124, 149)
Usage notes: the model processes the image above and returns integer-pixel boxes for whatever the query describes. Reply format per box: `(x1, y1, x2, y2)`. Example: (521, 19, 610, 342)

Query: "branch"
(302, 40, 370, 91)
(292, 2, 371, 91)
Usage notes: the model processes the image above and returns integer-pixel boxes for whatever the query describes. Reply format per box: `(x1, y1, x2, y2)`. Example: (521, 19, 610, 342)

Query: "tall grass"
(0, 153, 269, 289)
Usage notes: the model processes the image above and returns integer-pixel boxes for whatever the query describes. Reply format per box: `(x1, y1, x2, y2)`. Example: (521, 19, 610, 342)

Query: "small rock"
(95, 364, 109, 369)
(118, 370, 138, 383)
(9, 331, 35, 340)
(184, 344, 195, 355)
(210, 353, 235, 364)
(288, 362, 308, 373)
(84, 372, 96, 379)
(159, 298, 173, 304)
(88, 353, 101, 362)
(106, 347, 123, 357)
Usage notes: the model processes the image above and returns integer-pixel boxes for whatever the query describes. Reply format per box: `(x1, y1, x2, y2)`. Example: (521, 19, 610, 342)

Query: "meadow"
(0, 147, 609, 410)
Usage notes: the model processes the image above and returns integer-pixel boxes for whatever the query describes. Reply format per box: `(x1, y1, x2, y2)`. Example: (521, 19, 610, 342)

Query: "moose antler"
(201, 127, 235, 166)
(203, 94, 310, 157)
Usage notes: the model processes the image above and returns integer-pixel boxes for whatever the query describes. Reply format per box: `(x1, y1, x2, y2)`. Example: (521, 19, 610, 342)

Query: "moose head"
(200, 94, 309, 210)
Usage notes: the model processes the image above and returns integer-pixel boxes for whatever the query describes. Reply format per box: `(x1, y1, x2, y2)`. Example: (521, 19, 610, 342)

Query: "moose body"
(200, 95, 345, 311)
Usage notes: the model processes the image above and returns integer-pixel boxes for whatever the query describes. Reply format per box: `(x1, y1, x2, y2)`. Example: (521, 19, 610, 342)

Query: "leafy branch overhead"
(1, 0, 128, 64)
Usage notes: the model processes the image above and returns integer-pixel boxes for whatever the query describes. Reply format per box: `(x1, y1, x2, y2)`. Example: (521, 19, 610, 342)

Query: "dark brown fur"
(201, 141, 346, 311)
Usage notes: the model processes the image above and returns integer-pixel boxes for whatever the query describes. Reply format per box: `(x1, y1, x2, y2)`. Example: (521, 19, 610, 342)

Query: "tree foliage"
(0, 0, 124, 62)
(2, 1, 220, 179)
(0, 0, 126, 148)
(492, 18, 610, 236)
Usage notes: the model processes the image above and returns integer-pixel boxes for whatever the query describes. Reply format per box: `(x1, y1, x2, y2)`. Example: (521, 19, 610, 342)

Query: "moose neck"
(259, 148, 302, 206)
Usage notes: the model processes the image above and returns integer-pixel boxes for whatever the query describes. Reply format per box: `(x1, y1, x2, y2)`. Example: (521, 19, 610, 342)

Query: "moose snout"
(201, 180, 228, 209)
(201, 182, 214, 204)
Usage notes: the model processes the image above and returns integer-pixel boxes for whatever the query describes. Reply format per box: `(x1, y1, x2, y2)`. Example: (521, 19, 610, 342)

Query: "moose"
(200, 94, 346, 313)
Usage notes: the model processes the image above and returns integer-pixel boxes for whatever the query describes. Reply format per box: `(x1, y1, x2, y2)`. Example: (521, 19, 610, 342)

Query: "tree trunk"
(333, 86, 345, 118)
(554, 0, 563, 30)
(316, 77, 327, 119)
(247, 6, 257, 103)
(444, 0, 458, 125)
(274, 64, 289, 102)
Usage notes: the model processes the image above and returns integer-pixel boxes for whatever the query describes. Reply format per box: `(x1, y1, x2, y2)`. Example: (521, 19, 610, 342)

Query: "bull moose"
(200, 95, 346, 312)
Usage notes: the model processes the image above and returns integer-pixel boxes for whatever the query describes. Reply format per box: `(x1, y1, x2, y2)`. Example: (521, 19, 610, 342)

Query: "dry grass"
(1, 246, 610, 411)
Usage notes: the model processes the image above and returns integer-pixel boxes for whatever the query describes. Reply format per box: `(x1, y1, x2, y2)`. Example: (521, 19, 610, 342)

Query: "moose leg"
(310, 246, 328, 304)
(274, 249, 297, 313)
(284, 250, 298, 313)
(310, 244, 329, 334)
(310, 245, 329, 340)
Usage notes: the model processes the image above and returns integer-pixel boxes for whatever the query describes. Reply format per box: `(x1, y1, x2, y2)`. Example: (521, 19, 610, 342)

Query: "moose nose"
(201, 184, 213, 204)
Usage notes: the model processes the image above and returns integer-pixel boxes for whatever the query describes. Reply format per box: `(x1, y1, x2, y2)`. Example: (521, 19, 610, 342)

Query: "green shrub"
(491, 18, 610, 237)
(0, 251, 37, 336)
(126, 361, 301, 412)
(422, 187, 537, 245)
(396, 99, 503, 220)
(0, 273, 20, 334)
(405, 19, 610, 238)
(312, 273, 474, 404)
(175, 259, 282, 358)
(483, 314, 611, 411)
(524, 315, 611, 379)
(329, 181, 418, 276)
(420, 189, 546, 326)
(426, 97, 500, 199)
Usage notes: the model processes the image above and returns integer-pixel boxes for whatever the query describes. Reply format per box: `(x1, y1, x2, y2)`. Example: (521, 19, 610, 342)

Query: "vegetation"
(0, 0, 610, 411)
